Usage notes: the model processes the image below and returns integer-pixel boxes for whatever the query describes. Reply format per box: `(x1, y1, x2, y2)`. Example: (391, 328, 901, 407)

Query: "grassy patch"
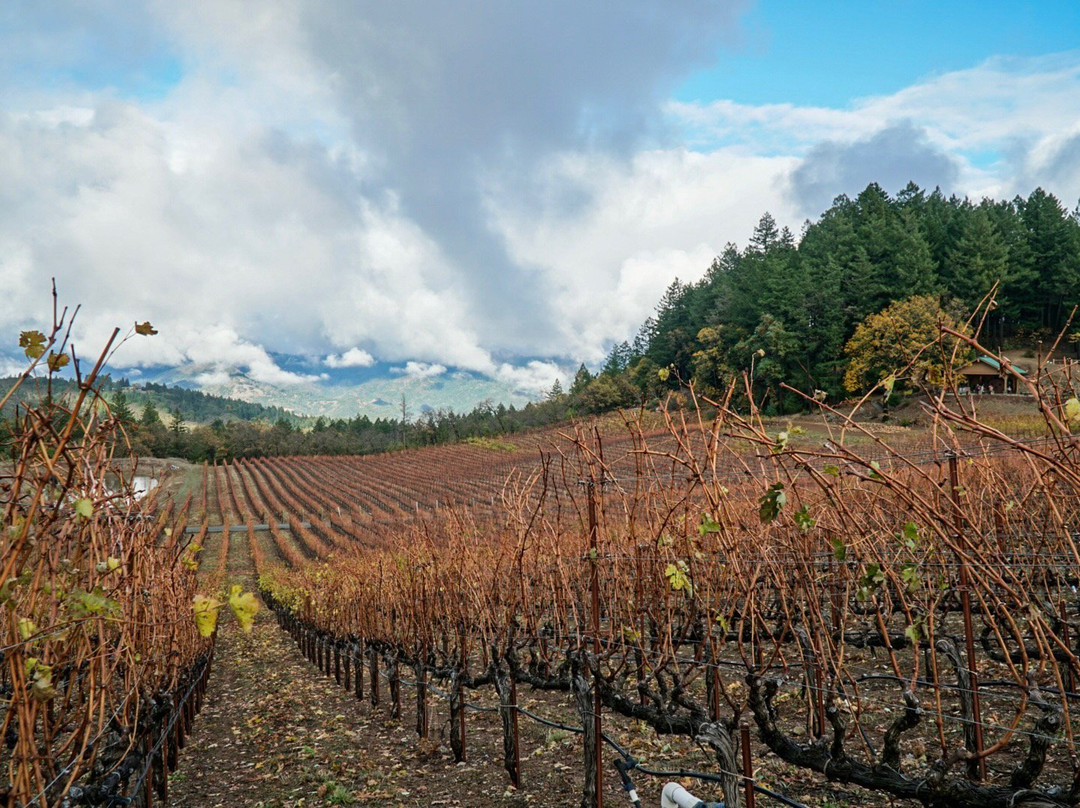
(465, 436, 517, 451)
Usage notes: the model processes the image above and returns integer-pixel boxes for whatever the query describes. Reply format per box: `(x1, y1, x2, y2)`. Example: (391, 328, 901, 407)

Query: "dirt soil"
(165, 601, 865, 808)
(168, 607, 614, 808)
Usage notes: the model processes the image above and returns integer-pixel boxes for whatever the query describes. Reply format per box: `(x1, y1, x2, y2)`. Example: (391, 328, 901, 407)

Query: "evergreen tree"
(942, 205, 1009, 310)
(111, 390, 134, 425)
(139, 401, 161, 427)
(1019, 188, 1080, 332)
(569, 364, 594, 396)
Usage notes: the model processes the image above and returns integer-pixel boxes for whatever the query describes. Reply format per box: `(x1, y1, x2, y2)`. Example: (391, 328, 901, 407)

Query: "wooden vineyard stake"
(741, 721, 755, 808)
(573, 656, 600, 808)
(708, 636, 721, 722)
(354, 645, 365, 701)
(450, 670, 466, 762)
(389, 654, 402, 719)
(949, 452, 986, 780)
(415, 661, 429, 739)
(494, 664, 521, 788)
(369, 647, 380, 707)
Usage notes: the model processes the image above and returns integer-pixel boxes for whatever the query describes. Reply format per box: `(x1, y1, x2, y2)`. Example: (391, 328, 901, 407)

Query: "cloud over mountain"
(0, 5, 1078, 395)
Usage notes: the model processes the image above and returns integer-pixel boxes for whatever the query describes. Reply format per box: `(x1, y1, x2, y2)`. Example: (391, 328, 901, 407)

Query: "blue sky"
(0, 1, 1078, 393)
(678, 1, 1080, 107)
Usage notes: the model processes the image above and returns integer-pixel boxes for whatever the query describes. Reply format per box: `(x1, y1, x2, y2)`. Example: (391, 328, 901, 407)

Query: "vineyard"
(172, 348, 1079, 807)
(6, 315, 1080, 807)
(1, 312, 213, 808)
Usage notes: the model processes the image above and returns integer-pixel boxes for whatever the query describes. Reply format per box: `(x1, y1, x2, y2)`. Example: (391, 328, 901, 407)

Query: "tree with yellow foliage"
(842, 294, 972, 393)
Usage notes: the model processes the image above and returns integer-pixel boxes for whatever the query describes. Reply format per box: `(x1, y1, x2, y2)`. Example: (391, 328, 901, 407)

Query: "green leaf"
(900, 562, 920, 593)
(698, 513, 721, 536)
(823, 464, 840, 477)
(74, 498, 93, 519)
(904, 623, 922, 644)
(830, 536, 847, 562)
(857, 563, 885, 600)
(793, 505, 815, 531)
(657, 367, 670, 382)
(772, 425, 805, 453)
(69, 586, 120, 618)
(758, 482, 786, 524)
(19, 330, 46, 360)
(899, 521, 919, 549)
(134, 321, 158, 336)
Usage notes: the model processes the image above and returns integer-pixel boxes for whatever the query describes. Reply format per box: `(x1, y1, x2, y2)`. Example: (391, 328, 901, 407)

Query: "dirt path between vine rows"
(165, 605, 856, 808)
(166, 605, 603, 808)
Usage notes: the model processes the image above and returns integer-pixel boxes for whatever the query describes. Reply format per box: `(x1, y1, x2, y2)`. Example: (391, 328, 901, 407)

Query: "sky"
(2, 1, 1079, 393)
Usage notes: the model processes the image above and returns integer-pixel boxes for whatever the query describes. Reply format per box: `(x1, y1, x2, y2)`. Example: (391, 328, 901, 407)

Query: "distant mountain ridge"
(129, 363, 538, 419)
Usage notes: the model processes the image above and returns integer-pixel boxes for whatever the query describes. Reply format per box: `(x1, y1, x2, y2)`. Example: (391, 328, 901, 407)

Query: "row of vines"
(250, 343, 1080, 808)
(2, 307, 214, 808)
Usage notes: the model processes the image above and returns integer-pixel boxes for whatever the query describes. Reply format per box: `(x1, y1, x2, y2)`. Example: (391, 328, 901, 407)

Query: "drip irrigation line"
(330, 637, 809, 808)
(304, 624, 1079, 705)
(312, 624, 1080, 749)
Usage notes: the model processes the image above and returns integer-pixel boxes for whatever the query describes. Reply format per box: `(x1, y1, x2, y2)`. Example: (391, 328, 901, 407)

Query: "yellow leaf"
(134, 321, 158, 336)
(663, 563, 693, 596)
(19, 330, 46, 360)
(17, 617, 36, 641)
(192, 595, 223, 637)
(74, 498, 93, 519)
(25, 659, 56, 701)
(1065, 397, 1080, 427)
(228, 584, 259, 632)
(47, 350, 70, 371)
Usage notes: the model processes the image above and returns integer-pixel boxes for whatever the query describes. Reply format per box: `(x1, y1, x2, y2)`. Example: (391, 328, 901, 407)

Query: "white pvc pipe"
(661, 782, 703, 808)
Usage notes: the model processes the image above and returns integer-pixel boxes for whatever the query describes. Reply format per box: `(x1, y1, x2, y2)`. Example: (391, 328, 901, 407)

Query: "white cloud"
(392, 361, 447, 379)
(0, 358, 29, 377)
(108, 323, 318, 386)
(1, 6, 1078, 399)
(486, 147, 799, 360)
(324, 347, 376, 368)
(669, 52, 1080, 207)
(494, 360, 564, 396)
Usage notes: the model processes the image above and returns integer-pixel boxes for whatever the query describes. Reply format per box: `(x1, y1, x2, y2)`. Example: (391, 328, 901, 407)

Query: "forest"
(607, 181, 1080, 414)
(4, 182, 1077, 463)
